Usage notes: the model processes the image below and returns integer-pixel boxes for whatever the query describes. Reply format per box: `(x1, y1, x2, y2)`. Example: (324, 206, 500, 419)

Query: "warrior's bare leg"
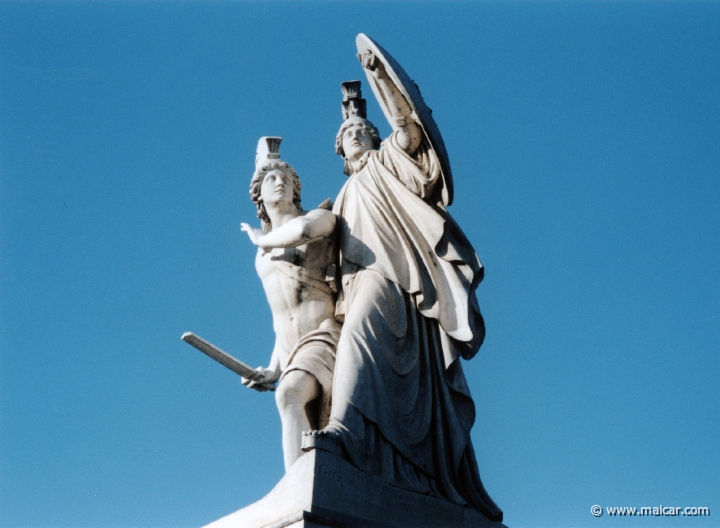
(275, 370, 321, 471)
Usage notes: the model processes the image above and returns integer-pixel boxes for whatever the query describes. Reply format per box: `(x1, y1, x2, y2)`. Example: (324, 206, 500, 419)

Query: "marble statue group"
(210, 34, 502, 523)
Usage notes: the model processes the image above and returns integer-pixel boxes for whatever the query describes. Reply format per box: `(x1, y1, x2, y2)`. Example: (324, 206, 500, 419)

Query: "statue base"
(204, 443, 507, 528)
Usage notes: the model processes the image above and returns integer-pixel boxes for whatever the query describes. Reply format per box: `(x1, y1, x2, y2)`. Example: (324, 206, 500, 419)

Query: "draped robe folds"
(330, 132, 503, 521)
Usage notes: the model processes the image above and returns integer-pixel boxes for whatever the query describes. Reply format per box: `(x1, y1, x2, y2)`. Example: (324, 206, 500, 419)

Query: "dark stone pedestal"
(205, 446, 506, 528)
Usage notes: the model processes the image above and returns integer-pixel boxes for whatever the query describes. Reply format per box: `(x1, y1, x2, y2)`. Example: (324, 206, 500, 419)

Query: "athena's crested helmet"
(335, 80, 381, 161)
(340, 80, 367, 121)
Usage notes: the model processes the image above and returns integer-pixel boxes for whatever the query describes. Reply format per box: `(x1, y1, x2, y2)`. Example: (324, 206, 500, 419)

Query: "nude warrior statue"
(240, 137, 340, 472)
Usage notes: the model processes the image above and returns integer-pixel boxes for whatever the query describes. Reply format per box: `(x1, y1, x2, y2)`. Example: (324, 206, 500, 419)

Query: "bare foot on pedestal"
(302, 428, 343, 454)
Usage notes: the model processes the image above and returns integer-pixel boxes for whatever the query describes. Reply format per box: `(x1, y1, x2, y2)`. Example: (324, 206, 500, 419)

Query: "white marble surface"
(219, 34, 503, 525)
(240, 137, 340, 472)
(314, 35, 502, 521)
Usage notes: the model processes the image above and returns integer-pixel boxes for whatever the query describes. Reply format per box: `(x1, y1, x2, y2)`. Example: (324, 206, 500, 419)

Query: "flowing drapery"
(330, 132, 502, 521)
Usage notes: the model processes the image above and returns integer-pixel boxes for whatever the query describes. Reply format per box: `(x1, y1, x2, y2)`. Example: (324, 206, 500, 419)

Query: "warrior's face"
(341, 121, 376, 162)
(260, 168, 295, 207)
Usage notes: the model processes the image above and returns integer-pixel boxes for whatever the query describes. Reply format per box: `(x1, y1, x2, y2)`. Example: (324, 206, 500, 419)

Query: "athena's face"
(260, 169, 294, 206)
(342, 123, 375, 162)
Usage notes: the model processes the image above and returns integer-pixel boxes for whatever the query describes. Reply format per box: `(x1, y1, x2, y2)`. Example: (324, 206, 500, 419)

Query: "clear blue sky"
(1, 2, 718, 527)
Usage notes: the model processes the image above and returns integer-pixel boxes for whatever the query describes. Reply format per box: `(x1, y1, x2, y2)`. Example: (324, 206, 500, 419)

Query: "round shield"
(355, 33, 454, 206)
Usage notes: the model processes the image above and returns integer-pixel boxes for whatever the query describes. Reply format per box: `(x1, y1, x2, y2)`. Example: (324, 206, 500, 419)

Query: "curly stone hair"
(249, 161, 302, 231)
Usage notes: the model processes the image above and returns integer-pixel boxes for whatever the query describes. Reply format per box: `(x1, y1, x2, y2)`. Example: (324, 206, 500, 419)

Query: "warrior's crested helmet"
(250, 136, 302, 230)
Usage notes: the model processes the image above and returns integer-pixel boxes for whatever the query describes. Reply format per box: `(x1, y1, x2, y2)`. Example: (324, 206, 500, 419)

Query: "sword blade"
(181, 332, 257, 379)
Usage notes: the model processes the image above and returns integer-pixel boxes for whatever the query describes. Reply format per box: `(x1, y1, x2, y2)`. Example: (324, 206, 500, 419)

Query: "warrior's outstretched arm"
(241, 209, 335, 250)
(359, 51, 422, 156)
